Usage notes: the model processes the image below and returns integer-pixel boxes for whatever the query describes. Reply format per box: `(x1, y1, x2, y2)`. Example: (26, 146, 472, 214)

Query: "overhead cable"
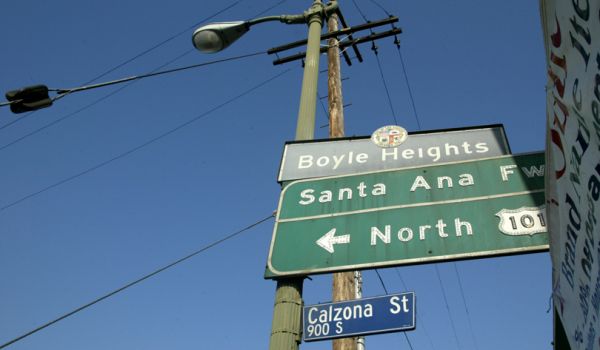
(374, 269, 415, 350)
(55, 51, 266, 99)
(453, 263, 480, 350)
(351, 0, 370, 22)
(352, 0, 423, 130)
(250, 0, 288, 18)
(350, 0, 399, 126)
(373, 51, 399, 125)
(0, 50, 264, 152)
(0, 68, 291, 213)
(86, 1, 244, 86)
(394, 268, 437, 350)
(0, 0, 244, 130)
(0, 50, 193, 152)
(395, 47, 422, 130)
(0, 0, 290, 150)
(0, 213, 274, 349)
(374, 269, 389, 293)
(367, 0, 392, 17)
(435, 265, 462, 350)
(0, 0, 287, 150)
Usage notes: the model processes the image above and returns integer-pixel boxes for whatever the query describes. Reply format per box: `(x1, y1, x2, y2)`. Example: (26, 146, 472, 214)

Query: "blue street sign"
(303, 292, 416, 342)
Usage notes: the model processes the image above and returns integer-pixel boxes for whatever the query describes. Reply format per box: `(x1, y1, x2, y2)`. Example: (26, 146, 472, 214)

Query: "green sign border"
(266, 153, 548, 278)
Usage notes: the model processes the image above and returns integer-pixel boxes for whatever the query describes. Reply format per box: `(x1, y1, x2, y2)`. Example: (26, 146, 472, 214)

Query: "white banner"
(541, 0, 600, 349)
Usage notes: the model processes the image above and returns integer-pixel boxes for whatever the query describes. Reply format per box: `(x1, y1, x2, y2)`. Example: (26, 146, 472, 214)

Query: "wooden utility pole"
(328, 10, 358, 350)
(327, 13, 345, 139)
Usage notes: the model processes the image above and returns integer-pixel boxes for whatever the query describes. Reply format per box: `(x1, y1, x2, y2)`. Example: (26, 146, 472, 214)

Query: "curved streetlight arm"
(192, 1, 338, 53)
(246, 15, 303, 26)
(247, 1, 338, 26)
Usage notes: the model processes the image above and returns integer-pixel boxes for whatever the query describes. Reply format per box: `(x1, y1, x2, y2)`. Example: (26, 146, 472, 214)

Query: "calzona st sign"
(266, 152, 548, 277)
(303, 292, 416, 342)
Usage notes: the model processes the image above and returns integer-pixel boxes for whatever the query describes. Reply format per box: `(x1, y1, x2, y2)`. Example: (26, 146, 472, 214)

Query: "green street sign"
(266, 152, 548, 277)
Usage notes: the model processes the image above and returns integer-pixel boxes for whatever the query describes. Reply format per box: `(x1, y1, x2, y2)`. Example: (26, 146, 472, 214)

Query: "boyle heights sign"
(278, 125, 510, 182)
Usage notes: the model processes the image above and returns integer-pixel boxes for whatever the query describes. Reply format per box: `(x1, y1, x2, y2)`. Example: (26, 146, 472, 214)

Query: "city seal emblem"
(371, 125, 408, 148)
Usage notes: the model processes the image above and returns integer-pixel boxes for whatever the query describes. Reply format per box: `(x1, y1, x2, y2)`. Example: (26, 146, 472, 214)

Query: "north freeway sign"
(266, 152, 548, 277)
(303, 292, 416, 342)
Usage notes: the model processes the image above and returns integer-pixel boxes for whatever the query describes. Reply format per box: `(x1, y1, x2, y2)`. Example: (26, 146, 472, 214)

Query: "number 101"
(508, 211, 546, 230)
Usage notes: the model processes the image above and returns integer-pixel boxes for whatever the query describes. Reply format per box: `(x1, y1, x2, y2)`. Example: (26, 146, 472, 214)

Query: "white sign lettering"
(279, 126, 510, 182)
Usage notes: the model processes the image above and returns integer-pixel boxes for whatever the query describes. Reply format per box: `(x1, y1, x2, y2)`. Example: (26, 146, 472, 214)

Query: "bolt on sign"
(265, 152, 548, 278)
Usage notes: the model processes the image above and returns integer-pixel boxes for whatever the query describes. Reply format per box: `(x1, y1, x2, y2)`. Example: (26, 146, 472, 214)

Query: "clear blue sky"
(0, 1, 550, 349)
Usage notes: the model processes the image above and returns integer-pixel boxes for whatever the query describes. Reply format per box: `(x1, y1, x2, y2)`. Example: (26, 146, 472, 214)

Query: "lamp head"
(192, 21, 250, 53)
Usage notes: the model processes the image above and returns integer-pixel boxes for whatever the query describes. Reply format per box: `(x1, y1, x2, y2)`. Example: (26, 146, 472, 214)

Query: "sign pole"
(355, 271, 366, 350)
(268, 1, 324, 350)
(327, 9, 359, 350)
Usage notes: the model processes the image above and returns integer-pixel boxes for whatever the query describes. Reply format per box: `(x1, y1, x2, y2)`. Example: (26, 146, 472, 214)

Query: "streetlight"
(191, 2, 338, 350)
(192, 0, 338, 141)
(192, 22, 251, 53)
(191, 14, 309, 53)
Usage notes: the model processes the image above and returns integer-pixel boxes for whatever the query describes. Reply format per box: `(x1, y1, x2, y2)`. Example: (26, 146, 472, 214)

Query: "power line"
(353, 0, 423, 131)
(351, 0, 370, 22)
(250, 0, 288, 18)
(396, 46, 422, 130)
(372, 50, 399, 125)
(0, 50, 264, 152)
(374, 269, 415, 350)
(0, 0, 244, 131)
(56, 51, 266, 101)
(55, 1, 288, 96)
(393, 269, 408, 290)
(434, 264, 462, 350)
(0, 213, 274, 350)
(394, 268, 437, 350)
(0, 50, 192, 151)
(367, 0, 392, 17)
(0, 100, 17, 107)
(352, 0, 438, 349)
(2, 51, 265, 114)
(317, 90, 330, 129)
(354, 4, 439, 349)
(83, 0, 244, 86)
(374, 269, 389, 293)
(350, 0, 399, 126)
(453, 262, 480, 350)
(0, 68, 291, 213)
(351, 7, 436, 350)
(0, 0, 288, 151)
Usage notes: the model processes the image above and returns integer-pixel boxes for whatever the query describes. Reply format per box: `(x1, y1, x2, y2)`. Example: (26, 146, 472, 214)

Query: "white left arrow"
(316, 228, 351, 254)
